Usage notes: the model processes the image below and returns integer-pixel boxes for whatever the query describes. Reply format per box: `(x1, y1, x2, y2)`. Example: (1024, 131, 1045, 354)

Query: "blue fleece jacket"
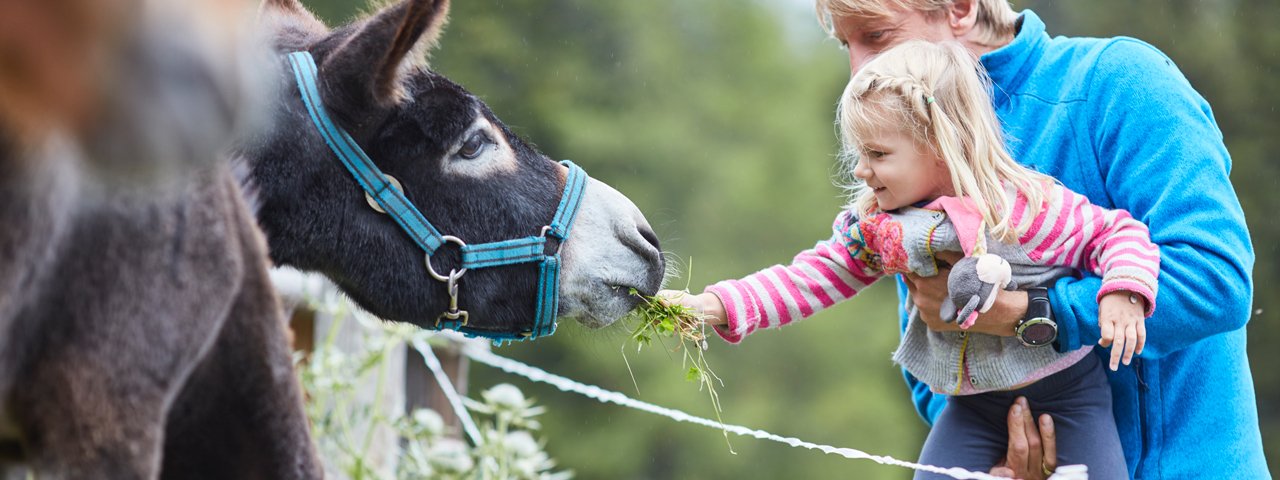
(897, 11, 1267, 479)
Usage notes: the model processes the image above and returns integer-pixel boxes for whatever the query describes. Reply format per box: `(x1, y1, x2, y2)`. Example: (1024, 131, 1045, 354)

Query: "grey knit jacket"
(880, 208, 1078, 394)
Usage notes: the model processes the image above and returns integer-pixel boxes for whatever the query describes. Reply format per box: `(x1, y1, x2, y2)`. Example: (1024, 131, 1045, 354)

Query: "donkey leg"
(161, 199, 321, 480)
(12, 352, 175, 479)
(162, 272, 321, 480)
(8, 266, 228, 478)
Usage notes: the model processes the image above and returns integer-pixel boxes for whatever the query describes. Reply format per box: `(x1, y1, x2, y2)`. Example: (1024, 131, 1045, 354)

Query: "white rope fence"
(271, 269, 1085, 480)
(411, 338, 483, 446)
(450, 342, 1018, 480)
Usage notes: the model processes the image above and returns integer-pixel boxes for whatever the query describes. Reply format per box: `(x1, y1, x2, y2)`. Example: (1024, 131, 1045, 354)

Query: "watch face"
(1021, 321, 1056, 346)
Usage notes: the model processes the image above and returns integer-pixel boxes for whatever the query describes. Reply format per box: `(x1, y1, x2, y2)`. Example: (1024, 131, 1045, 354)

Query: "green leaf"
(686, 366, 701, 382)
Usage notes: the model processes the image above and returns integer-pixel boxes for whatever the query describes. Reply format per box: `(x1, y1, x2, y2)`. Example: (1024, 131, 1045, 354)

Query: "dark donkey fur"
(2, 0, 662, 477)
(246, 0, 665, 333)
(0, 1, 320, 478)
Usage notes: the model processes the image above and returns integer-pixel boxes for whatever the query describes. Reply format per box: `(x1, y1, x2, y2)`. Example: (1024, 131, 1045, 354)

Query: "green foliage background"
(306, 0, 1278, 477)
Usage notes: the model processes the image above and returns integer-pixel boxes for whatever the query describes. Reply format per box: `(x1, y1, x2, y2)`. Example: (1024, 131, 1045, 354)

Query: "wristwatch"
(1016, 287, 1057, 347)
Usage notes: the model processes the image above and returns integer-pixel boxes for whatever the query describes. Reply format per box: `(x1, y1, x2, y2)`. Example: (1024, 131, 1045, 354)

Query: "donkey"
(246, 0, 667, 339)
(0, 1, 322, 478)
(2, 0, 665, 477)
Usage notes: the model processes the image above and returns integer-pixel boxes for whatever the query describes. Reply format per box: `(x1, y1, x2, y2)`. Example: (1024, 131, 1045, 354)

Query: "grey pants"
(915, 352, 1129, 479)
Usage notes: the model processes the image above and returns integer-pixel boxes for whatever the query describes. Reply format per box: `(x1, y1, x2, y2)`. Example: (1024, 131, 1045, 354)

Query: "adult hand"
(903, 269, 960, 332)
(903, 251, 1026, 337)
(903, 251, 962, 329)
(990, 397, 1057, 480)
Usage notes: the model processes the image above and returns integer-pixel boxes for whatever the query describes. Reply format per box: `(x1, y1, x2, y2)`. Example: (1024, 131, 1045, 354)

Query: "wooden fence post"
(404, 343, 470, 439)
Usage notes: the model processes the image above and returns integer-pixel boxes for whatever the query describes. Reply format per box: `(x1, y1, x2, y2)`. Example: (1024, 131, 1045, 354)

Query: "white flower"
(503, 431, 541, 458)
(410, 408, 445, 437)
(427, 438, 474, 473)
(483, 383, 528, 410)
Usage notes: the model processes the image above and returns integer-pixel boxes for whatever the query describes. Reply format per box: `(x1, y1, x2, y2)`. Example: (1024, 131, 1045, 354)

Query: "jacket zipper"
(1134, 358, 1149, 476)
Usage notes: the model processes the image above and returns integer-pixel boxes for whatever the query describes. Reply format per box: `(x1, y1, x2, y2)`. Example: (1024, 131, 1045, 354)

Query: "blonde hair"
(836, 40, 1051, 242)
(815, 0, 1017, 49)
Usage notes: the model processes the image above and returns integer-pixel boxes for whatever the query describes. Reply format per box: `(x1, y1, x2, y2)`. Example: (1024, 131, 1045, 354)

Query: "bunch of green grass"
(621, 260, 733, 453)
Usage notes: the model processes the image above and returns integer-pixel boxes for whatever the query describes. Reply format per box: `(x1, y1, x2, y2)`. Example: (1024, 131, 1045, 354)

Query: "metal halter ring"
(365, 174, 404, 214)
(424, 235, 467, 282)
(539, 225, 565, 256)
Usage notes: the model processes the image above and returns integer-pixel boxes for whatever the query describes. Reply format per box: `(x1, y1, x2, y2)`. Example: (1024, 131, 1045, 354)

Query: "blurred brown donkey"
(0, 0, 320, 478)
(0, 0, 668, 476)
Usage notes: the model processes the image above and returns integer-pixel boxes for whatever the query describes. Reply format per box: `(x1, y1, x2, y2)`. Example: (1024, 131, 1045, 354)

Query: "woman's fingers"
(905, 273, 961, 331)
(1005, 397, 1042, 478)
(1006, 400, 1029, 463)
(1018, 397, 1043, 476)
(1039, 414, 1057, 477)
(999, 397, 1057, 479)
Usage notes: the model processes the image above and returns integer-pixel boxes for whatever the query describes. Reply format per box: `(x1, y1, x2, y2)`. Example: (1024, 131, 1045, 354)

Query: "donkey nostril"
(638, 224, 661, 253)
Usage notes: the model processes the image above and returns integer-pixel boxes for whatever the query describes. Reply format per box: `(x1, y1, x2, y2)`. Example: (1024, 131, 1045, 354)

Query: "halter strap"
(287, 51, 587, 342)
(288, 52, 446, 254)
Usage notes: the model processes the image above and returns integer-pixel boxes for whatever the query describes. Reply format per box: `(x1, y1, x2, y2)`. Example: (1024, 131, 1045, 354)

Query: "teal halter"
(287, 51, 586, 342)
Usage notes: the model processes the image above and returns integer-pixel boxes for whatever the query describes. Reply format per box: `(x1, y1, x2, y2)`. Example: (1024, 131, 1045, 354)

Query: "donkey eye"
(458, 132, 489, 160)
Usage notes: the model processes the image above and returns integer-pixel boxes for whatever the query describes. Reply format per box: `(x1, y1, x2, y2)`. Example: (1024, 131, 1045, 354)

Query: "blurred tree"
(302, 0, 1278, 477)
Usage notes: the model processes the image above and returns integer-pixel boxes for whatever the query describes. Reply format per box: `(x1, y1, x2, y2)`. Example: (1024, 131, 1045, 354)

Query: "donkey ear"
(319, 0, 450, 109)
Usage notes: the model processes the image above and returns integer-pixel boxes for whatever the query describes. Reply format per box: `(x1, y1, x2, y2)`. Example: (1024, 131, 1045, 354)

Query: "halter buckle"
(365, 174, 404, 214)
(434, 269, 469, 328)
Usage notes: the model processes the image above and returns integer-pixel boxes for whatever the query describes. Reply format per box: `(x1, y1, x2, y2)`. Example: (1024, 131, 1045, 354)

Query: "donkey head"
(243, 0, 665, 336)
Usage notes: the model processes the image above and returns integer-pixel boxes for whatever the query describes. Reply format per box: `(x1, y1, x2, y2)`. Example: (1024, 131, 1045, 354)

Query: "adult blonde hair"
(836, 40, 1051, 241)
(815, 0, 1017, 49)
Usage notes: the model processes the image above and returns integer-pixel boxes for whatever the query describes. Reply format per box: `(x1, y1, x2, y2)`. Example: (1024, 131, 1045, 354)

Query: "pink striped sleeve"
(707, 211, 884, 343)
(1015, 184, 1161, 317)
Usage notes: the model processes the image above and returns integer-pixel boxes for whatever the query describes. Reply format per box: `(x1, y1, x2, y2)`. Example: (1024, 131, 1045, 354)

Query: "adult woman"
(816, 1, 1264, 478)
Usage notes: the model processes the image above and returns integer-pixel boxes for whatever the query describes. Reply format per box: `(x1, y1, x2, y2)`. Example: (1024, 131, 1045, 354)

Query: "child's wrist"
(699, 292, 729, 326)
(1101, 290, 1146, 308)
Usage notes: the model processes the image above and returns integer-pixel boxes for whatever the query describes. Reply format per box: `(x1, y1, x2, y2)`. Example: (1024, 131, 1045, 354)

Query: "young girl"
(660, 41, 1158, 478)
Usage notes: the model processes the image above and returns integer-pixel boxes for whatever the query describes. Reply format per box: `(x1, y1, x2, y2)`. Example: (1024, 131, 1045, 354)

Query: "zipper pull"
(1134, 358, 1149, 391)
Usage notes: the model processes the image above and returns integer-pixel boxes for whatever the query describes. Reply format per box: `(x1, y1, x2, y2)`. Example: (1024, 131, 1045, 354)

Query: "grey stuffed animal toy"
(940, 253, 1013, 329)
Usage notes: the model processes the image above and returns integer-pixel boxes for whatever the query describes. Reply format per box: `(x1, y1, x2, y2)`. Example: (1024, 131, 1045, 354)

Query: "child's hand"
(1098, 291, 1147, 371)
(656, 290, 728, 326)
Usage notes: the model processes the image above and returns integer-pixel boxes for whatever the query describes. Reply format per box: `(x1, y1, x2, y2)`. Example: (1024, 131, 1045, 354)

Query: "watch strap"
(1024, 287, 1052, 321)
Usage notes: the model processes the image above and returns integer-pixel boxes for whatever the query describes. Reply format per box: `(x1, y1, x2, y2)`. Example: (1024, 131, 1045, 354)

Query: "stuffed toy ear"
(939, 295, 957, 323)
(957, 297, 982, 329)
(942, 256, 982, 325)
